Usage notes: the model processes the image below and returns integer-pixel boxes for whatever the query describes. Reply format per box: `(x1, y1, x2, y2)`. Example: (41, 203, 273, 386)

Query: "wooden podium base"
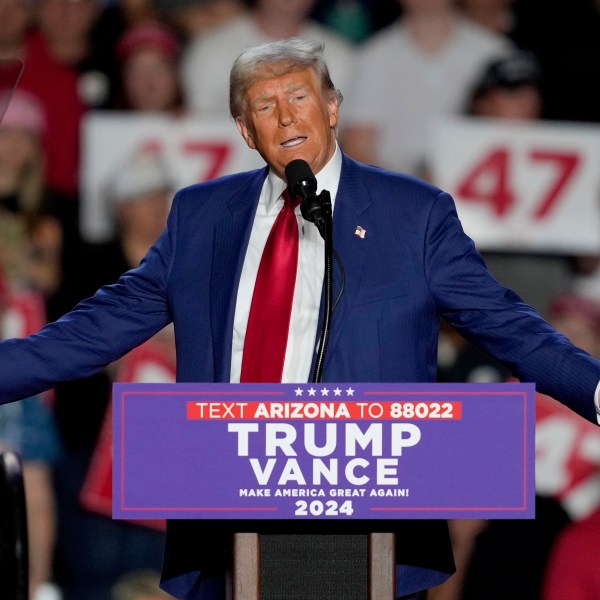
(233, 533, 395, 600)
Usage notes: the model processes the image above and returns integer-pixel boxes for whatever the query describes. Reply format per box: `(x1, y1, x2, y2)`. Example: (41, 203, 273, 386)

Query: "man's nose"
(278, 104, 297, 126)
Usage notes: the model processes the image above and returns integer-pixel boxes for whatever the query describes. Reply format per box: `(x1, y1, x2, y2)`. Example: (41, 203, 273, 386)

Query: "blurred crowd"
(2, 0, 600, 598)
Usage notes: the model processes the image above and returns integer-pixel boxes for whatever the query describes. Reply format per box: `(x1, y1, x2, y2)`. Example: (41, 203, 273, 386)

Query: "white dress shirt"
(230, 145, 342, 383)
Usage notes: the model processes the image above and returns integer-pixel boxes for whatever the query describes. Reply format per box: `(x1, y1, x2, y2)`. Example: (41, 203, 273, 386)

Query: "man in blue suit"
(1, 38, 600, 598)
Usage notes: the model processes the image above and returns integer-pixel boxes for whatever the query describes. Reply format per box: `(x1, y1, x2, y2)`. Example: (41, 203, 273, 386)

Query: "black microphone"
(285, 159, 317, 204)
(285, 159, 330, 231)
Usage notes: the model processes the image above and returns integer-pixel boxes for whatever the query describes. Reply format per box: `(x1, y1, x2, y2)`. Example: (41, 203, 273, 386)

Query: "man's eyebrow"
(286, 83, 308, 93)
(250, 83, 309, 108)
(252, 95, 273, 105)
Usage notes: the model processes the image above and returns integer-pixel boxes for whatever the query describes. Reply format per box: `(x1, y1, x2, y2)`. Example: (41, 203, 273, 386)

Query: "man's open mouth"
(281, 136, 307, 148)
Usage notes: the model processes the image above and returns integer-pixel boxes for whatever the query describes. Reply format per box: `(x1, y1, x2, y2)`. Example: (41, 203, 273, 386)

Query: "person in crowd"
(1, 37, 600, 600)
(542, 503, 600, 600)
(0, 88, 65, 300)
(10, 0, 156, 191)
(33, 0, 117, 109)
(0, 82, 90, 335)
(13, 0, 103, 197)
(83, 0, 175, 111)
(100, 142, 178, 381)
(340, 0, 512, 177)
(107, 144, 173, 268)
(462, 50, 580, 318)
(112, 21, 184, 113)
(466, 48, 542, 119)
(0, 0, 81, 197)
(180, 0, 355, 120)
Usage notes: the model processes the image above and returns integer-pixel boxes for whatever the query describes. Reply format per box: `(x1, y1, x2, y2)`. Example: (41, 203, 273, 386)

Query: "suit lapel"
(312, 155, 374, 378)
(211, 167, 268, 381)
(209, 156, 373, 382)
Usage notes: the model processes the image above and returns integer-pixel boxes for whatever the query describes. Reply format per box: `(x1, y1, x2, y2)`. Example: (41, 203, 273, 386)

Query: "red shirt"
(543, 507, 600, 599)
(18, 30, 85, 197)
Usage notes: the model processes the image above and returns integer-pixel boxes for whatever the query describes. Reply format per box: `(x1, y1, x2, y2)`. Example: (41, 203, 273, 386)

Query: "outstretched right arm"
(0, 195, 180, 404)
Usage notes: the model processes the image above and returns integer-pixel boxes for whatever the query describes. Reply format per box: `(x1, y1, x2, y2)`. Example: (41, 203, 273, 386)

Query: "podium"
(233, 532, 394, 600)
(113, 382, 535, 599)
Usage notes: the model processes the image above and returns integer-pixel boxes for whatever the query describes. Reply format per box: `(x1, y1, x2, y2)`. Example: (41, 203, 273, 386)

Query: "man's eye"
(257, 104, 272, 112)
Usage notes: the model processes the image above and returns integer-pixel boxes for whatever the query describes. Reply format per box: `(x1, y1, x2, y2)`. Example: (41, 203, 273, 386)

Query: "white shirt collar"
(264, 143, 343, 215)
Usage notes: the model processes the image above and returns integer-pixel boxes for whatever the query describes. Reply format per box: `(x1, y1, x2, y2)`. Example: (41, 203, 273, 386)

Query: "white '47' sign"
(429, 116, 600, 254)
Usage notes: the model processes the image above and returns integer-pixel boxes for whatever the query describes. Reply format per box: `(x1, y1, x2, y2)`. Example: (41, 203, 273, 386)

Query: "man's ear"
(235, 117, 257, 150)
(327, 94, 340, 130)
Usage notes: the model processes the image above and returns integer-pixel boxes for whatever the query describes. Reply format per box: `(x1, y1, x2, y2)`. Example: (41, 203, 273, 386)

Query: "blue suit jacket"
(1, 154, 599, 598)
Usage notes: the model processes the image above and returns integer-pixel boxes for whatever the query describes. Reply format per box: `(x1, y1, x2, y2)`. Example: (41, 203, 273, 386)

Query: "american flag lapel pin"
(354, 225, 366, 239)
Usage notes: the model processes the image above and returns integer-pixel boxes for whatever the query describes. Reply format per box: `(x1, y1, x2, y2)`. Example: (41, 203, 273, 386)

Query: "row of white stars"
(294, 387, 355, 397)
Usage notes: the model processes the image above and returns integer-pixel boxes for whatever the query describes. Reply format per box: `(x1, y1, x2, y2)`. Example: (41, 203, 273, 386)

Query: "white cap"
(107, 145, 172, 205)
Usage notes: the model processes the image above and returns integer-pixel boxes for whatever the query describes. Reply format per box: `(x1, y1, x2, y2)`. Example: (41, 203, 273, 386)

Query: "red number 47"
(456, 147, 580, 220)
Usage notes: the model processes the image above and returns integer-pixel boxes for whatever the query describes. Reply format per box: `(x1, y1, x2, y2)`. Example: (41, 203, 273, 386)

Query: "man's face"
(123, 48, 179, 112)
(0, 0, 31, 47)
(235, 66, 339, 181)
(38, 0, 100, 42)
(473, 85, 542, 120)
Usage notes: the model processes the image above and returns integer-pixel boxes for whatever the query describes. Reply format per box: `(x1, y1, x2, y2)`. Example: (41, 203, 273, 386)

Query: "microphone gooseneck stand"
(301, 190, 333, 384)
(285, 158, 345, 384)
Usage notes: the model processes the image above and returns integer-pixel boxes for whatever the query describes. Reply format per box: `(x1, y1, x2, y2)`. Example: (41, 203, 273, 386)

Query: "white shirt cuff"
(595, 380, 600, 425)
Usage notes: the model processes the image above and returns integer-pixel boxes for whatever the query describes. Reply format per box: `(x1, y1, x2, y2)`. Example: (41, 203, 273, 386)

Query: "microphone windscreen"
(285, 159, 317, 197)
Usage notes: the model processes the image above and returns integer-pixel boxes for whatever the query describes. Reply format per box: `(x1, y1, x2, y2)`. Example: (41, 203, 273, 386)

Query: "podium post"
(369, 533, 396, 599)
(233, 533, 259, 600)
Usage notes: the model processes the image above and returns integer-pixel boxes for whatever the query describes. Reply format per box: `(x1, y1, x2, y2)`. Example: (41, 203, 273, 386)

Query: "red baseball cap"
(117, 22, 181, 63)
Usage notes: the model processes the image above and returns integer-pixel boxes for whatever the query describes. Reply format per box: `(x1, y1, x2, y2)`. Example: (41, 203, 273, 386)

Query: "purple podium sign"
(113, 382, 535, 520)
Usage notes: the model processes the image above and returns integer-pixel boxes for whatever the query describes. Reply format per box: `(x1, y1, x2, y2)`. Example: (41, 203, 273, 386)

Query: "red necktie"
(241, 189, 301, 382)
